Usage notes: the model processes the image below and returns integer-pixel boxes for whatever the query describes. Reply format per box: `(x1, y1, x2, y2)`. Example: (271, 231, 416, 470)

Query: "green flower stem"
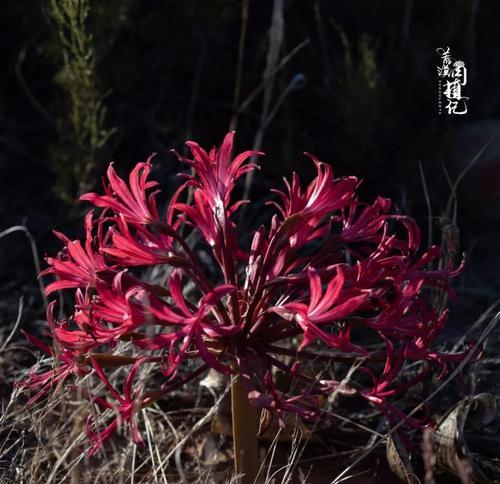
(231, 370, 259, 484)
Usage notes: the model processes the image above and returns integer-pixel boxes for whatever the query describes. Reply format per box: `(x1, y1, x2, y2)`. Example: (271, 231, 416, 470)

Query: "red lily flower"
(81, 158, 160, 225)
(271, 267, 368, 352)
(85, 357, 149, 455)
(42, 211, 109, 295)
(176, 131, 262, 215)
(358, 340, 432, 428)
(136, 270, 236, 375)
(101, 215, 178, 266)
(18, 302, 89, 403)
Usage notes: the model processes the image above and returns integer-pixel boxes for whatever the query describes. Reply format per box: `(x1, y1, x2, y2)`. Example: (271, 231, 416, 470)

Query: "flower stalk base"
(231, 371, 259, 484)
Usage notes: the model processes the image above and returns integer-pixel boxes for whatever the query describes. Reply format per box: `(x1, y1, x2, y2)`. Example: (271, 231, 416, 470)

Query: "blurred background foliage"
(1, 0, 500, 320)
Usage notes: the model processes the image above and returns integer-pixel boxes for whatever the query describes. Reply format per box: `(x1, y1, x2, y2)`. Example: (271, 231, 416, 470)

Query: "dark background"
(1, 0, 500, 326)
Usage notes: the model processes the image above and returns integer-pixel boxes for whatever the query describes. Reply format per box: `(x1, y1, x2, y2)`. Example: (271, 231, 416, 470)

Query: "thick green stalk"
(231, 372, 259, 484)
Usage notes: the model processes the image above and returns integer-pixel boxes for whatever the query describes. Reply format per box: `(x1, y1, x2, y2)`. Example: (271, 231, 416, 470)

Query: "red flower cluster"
(21, 132, 470, 454)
